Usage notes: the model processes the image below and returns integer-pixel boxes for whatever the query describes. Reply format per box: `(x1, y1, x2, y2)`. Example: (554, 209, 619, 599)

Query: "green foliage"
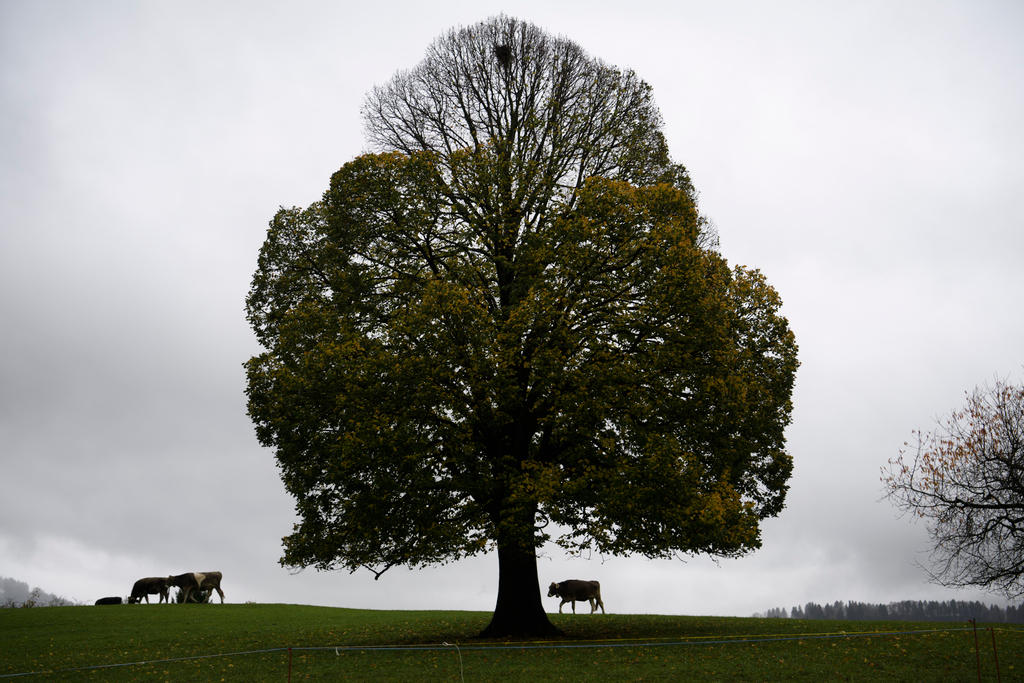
(245, 16, 798, 613)
(246, 150, 797, 571)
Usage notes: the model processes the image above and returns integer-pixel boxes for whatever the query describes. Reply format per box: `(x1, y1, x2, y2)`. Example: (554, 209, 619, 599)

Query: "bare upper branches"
(362, 15, 672, 247)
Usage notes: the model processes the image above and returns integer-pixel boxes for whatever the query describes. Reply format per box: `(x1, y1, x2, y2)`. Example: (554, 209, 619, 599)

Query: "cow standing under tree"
(167, 571, 225, 604)
(548, 580, 606, 614)
(128, 577, 170, 604)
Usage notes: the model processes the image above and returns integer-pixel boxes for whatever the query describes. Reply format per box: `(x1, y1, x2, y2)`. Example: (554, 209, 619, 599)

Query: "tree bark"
(478, 538, 562, 638)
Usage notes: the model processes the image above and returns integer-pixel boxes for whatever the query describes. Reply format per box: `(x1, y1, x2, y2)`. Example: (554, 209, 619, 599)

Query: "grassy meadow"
(1, 604, 1020, 680)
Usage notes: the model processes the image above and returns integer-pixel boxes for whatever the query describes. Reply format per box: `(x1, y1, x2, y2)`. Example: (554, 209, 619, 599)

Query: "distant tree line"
(758, 600, 1023, 623)
(0, 577, 75, 608)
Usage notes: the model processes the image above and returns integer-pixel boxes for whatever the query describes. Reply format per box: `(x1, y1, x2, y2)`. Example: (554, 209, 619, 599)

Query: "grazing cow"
(548, 580, 605, 614)
(168, 571, 224, 604)
(167, 572, 200, 603)
(129, 576, 170, 604)
(194, 571, 225, 603)
(95, 596, 122, 605)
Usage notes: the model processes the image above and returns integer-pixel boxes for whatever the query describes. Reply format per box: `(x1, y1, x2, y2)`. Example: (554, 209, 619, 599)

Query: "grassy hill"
(1, 604, 1020, 680)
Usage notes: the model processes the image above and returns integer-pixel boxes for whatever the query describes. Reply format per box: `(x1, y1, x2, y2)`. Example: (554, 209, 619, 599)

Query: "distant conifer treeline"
(758, 600, 1023, 623)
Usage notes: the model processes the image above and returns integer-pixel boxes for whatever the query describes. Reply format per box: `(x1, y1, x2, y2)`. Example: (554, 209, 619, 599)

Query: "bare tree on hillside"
(884, 379, 1024, 597)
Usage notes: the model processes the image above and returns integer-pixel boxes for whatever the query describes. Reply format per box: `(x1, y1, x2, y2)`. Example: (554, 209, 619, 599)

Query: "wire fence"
(3, 624, 1018, 680)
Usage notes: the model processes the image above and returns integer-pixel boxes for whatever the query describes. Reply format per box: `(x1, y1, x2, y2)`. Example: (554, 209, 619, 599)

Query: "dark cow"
(167, 572, 199, 603)
(168, 571, 224, 604)
(129, 576, 170, 604)
(95, 596, 122, 605)
(548, 579, 605, 614)
(194, 571, 225, 603)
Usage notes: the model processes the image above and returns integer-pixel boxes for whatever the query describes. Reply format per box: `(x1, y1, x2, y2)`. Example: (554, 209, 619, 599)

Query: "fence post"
(970, 619, 980, 683)
(287, 647, 293, 683)
(988, 627, 1001, 683)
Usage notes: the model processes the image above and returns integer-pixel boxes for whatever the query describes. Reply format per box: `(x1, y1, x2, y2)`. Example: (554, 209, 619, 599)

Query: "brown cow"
(548, 580, 605, 614)
(168, 571, 225, 604)
(194, 571, 225, 603)
(129, 576, 170, 604)
(167, 572, 199, 603)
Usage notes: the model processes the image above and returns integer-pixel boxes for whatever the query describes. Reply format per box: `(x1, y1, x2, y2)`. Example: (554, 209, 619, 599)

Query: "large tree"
(246, 16, 798, 637)
(883, 379, 1024, 598)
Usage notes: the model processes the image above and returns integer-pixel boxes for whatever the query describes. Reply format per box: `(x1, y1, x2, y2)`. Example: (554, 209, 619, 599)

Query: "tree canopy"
(884, 379, 1024, 598)
(246, 16, 798, 636)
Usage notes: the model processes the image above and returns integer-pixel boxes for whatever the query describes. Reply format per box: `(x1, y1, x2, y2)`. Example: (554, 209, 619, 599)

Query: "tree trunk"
(478, 538, 562, 638)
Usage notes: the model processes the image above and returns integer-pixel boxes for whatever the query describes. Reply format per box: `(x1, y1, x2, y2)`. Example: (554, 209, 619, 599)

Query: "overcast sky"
(2, 0, 1022, 615)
